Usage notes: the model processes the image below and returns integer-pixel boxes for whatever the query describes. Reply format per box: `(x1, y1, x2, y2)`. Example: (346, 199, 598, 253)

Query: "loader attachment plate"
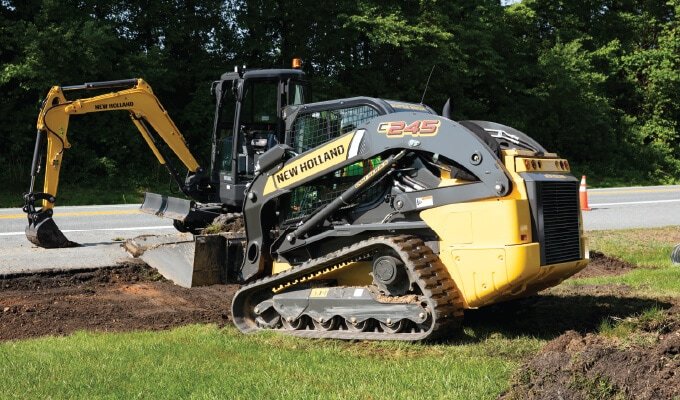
(140, 192, 191, 221)
(124, 233, 241, 287)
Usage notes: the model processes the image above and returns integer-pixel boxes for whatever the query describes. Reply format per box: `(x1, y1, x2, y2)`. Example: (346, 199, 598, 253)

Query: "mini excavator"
(24, 65, 589, 340)
(24, 66, 309, 246)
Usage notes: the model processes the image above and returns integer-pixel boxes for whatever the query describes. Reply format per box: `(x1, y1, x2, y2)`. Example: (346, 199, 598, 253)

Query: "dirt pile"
(0, 263, 238, 341)
(500, 307, 680, 400)
(202, 213, 244, 234)
(573, 251, 636, 278)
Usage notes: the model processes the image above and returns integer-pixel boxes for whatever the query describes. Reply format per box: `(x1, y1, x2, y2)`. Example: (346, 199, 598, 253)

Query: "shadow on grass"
(453, 294, 673, 343)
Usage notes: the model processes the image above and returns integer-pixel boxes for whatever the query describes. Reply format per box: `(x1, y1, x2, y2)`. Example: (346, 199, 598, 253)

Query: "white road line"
(591, 199, 680, 207)
(589, 185, 679, 192)
(0, 225, 174, 236)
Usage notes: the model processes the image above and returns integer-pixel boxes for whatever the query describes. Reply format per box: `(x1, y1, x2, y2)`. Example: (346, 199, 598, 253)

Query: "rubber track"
(231, 235, 464, 341)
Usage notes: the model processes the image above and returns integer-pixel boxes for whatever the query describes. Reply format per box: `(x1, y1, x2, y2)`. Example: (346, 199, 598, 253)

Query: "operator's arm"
(32, 78, 202, 211)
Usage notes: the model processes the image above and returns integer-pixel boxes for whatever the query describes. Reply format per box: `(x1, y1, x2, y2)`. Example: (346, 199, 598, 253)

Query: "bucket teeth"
(25, 214, 79, 248)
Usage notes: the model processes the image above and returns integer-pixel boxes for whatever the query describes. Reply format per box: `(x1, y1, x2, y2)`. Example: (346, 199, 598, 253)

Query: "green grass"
(598, 306, 666, 341)
(0, 325, 530, 400)
(588, 227, 679, 267)
(566, 267, 680, 297)
(565, 227, 680, 297)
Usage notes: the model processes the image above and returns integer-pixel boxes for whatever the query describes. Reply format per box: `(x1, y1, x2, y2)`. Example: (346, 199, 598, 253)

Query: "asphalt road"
(0, 204, 173, 274)
(0, 184, 678, 274)
(584, 185, 680, 230)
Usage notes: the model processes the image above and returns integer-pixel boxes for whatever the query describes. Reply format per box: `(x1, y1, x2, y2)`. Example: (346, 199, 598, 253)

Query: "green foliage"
(0, 0, 678, 201)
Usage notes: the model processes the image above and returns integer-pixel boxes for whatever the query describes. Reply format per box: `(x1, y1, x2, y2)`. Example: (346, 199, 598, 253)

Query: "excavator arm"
(23, 78, 206, 248)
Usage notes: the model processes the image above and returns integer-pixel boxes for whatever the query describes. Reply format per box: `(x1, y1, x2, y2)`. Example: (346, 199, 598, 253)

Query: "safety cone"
(579, 175, 591, 211)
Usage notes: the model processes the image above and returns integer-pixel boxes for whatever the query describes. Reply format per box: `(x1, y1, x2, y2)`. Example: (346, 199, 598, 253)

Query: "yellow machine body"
(272, 148, 588, 308)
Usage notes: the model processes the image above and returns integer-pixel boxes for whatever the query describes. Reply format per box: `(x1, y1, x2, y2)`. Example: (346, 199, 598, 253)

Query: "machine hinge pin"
(418, 313, 425, 320)
(386, 318, 392, 325)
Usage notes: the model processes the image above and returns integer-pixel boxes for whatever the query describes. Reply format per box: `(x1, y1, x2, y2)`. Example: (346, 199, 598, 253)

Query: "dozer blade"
(140, 192, 191, 221)
(124, 233, 231, 287)
(25, 213, 80, 248)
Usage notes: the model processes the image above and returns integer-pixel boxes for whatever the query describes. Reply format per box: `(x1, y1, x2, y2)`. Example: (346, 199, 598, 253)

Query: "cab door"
(211, 78, 241, 207)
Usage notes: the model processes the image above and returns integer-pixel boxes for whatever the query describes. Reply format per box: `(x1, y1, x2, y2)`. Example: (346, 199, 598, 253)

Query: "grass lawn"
(564, 227, 680, 297)
(1, 227, 678, 399)
(0, 326, 532, 399)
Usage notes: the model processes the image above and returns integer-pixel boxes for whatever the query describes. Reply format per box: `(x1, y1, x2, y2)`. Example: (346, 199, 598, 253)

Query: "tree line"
(1, 0, 678, 195)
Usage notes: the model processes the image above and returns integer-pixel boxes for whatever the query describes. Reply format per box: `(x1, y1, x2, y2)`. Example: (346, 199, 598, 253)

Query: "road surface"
(584, 185, 680, 230)
(0, 185, 678, 274)
(0, 204, 173, 274)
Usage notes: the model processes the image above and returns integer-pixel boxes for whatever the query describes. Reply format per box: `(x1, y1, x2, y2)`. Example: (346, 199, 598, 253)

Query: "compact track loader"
(221, 103, 589, 340)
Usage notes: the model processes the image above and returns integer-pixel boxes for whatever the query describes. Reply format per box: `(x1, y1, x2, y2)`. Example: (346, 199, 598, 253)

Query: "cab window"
(241, 80, 279, 126)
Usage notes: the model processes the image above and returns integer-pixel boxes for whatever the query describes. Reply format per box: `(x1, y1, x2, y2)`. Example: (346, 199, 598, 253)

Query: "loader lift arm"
(23, 78, 209, 248)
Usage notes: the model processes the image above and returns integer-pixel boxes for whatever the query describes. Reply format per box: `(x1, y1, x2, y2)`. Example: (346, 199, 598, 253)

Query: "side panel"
(421, 173, 588, 308)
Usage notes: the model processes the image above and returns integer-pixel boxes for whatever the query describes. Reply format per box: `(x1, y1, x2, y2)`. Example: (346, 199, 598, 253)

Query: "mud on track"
(0, 262, 238, 341)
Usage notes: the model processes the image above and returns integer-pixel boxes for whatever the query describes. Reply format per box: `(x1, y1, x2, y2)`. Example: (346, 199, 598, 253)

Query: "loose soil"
(572, 250, 636, 278)
(500, 305, 680, 400)
(0, 262, 238, 341)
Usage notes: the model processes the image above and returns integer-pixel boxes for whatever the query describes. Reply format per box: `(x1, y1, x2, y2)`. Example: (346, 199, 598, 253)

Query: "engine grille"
(535, 180, 581, 265)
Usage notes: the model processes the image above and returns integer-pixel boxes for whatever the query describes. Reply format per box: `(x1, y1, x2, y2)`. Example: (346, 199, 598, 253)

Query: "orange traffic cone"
(579, 175, 591, 211)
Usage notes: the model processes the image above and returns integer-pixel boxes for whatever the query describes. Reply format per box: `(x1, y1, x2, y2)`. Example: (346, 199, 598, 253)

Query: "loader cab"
(211, 69, 308, 207)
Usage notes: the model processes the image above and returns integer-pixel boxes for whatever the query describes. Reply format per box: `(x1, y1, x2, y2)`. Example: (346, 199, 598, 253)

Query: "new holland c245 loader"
(24, 69, 589, 340)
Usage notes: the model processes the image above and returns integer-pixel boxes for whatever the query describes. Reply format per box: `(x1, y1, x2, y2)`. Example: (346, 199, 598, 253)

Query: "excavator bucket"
(23, 191, 79, 248)
(25, 213, 79, 248)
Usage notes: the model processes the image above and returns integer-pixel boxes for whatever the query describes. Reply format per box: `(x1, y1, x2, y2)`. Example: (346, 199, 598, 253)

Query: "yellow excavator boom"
(35, 78, 200, 210)
(24, 78, 204, 248)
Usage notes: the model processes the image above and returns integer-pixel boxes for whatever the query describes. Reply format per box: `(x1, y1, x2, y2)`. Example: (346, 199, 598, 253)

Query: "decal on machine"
(310, 288, 330, 298)
(274, 144, 346, 184)
(378, 120, 440, 137)
(352, 158, 390, 189)
(386, 101, 429, 111)
(263, 133, 356, 195)
(415, 195, 434, 208)
(94, 101, 134, 110)
(543, 174, 568, 179)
